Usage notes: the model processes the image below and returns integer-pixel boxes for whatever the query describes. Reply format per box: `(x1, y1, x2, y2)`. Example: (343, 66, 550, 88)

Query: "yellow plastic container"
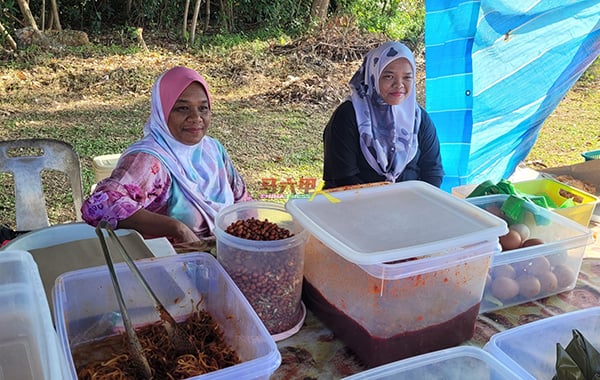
(91, 154, 121, 183)
(513, 178, 598, 226)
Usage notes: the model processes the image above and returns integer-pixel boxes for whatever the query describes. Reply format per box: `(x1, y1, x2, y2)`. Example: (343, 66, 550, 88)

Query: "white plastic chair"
(0, 138, 84, 232)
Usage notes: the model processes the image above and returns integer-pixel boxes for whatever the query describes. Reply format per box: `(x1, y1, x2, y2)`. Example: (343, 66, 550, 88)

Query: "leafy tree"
(337, 0, 425, 42)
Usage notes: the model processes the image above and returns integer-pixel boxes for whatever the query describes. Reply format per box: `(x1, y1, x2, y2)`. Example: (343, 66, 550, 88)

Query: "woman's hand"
(167, 221, 201, 244)
(117, 208, 200, 244)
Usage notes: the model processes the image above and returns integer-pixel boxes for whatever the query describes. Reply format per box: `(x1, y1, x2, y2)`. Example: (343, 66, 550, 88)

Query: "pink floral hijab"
(349, 41, 421, 182)
(123, 66, 235, 233)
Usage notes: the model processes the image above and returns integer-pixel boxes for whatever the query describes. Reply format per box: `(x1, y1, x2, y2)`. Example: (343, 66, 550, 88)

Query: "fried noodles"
(73, 302, 241, 380)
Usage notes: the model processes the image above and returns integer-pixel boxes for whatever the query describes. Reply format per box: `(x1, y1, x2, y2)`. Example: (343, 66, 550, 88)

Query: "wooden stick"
(135, 27, 149, 52)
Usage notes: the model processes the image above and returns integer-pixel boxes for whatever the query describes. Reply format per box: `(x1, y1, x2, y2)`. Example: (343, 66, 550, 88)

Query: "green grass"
(0, 37, 597, 228)
(526, 59, 600, 168)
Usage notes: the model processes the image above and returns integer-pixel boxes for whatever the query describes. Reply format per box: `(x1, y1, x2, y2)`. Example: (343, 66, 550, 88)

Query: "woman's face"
(378, 58, 413, 106)
(167, 82, 211, 145)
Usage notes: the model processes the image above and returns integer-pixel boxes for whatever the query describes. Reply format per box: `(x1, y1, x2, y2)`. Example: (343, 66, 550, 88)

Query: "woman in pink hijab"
(82, 66, 251, 243)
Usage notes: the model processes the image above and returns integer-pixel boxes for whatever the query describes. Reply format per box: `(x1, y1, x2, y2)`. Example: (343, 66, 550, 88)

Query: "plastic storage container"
(466, 194, 593, 313)
(484, 307, 600, 380)
(52, 252, 281, 380)
(92, 153, 121, 183)
(582, 149, 600, 161)
(342, 346, 523, 380)
(451, 183, 478, 199)
(540, 159, 600, 223)
(214, 201, 308, 340)
(286, 181, 508, 368)
(0, 250, 69, 380)
(512, 178, 598, 226)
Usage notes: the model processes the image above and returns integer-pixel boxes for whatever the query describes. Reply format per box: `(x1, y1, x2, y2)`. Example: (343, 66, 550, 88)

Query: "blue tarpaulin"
(425, 0, 600, 192)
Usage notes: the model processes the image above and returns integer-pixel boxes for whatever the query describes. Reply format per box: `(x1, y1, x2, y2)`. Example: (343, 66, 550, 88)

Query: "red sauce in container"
(303, 280, 480, 368)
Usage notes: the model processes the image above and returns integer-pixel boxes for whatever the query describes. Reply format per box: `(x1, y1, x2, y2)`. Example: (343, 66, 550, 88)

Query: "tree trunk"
(0, 20, 18, 50)
(17, 0, 39, 30)
(190, 0, 202, 45)
(204, 0, 210, 32)
(310, 0, 329, 24)
(49, 0, 62, 31)
(41, 0, 45, 30)
(183, 0, 190, 42)
(219, 0, 232, 33)
(47, 11, 54, 30)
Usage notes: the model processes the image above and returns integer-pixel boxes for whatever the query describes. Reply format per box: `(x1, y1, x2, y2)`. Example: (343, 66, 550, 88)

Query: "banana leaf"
(555, 342, 586, 380)
(554, 329, 600, 380)
(565, 330, 600, 380)
(467, 179, 552, 225)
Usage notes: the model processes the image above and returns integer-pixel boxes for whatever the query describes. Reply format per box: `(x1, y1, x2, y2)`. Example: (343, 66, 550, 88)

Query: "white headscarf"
(349, 41, 421, 182)
(123, 66, 235, 233)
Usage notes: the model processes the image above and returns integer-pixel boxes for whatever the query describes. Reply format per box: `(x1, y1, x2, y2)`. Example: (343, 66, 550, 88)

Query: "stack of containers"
(286, 181, 508, 368)
(466, 194, 593, 313)
(0, 250, 69, 379)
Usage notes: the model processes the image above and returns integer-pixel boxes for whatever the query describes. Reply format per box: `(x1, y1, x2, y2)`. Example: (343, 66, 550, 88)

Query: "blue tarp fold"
(425, 0, 600, 192)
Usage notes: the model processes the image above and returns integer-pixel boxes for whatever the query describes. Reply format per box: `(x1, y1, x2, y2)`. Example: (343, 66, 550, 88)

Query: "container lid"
(343, 346, 523, 379)
(285, 181, 508, 265)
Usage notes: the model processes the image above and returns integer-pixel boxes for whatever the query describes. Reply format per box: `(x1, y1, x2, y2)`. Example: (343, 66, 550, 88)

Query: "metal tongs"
(95, 221, 198, 378)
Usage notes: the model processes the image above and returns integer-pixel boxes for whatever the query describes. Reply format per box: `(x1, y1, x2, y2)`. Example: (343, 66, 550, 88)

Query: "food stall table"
(272, 225, 600, 379)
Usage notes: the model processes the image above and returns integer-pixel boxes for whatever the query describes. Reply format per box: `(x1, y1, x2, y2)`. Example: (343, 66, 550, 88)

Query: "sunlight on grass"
(0, 36, 597, 226)
(526, 59, 600, 168)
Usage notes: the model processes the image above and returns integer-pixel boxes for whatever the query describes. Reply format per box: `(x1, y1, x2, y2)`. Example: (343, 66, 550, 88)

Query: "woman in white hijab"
(323, 41, 443, 189)
(82, 66, 251, 243)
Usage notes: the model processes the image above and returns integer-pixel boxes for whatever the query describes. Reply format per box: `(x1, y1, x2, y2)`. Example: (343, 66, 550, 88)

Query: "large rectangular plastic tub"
(484, 307, 600, 380)
(52, 252, 281, 380)
(342, 346, 523, 380)
(466, 194, 593, 313)
(513, 178, 598, 226)
(286, 181, 508, 368)
(0, 250, 69, 380)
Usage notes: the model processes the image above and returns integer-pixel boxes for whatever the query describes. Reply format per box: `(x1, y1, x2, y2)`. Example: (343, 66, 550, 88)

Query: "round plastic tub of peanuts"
(214, 201, 308, 341)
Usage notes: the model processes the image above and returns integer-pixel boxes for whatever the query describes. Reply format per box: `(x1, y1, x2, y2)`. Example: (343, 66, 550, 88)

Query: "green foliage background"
(1, 0, 425, 41)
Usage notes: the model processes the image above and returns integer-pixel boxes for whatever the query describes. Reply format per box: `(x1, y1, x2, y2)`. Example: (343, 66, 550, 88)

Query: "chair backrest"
(0, 138, 84, 232)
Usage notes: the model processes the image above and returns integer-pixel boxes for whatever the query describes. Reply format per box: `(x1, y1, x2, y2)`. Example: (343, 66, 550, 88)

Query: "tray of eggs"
(466, 194, 593, 313)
